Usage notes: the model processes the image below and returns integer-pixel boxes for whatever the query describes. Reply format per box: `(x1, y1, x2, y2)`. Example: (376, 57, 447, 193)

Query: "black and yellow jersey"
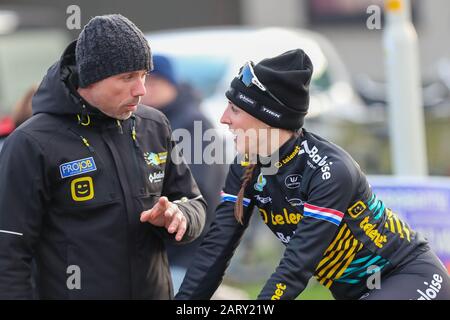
(177, 129, 429, 300)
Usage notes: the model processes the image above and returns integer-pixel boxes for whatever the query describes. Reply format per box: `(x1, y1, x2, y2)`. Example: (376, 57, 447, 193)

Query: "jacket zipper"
(130, 116, 149, 194)
(116, 120, 123, 134)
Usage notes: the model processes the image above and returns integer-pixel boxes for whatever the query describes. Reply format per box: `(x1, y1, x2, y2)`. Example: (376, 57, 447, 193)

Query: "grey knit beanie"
(76, 14, 152, 88)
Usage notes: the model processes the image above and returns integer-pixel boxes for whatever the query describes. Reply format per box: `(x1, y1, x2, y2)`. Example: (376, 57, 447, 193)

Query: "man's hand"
(140, 196, 187, 241)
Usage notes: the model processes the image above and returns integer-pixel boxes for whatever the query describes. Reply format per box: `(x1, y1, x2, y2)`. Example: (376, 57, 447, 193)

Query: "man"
(142, 55, 226, 293)
(0, 14, 206, 299)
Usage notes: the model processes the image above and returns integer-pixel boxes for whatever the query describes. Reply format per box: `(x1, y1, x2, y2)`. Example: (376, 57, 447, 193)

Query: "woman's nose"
(220, 107, 231, 125)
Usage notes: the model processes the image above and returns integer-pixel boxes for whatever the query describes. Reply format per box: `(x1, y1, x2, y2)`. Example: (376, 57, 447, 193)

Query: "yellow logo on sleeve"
(271, 283, 287, 300)
(71, 176, 94, 201)
(348, 200, 367, 218)
(144, 151, 167, 167)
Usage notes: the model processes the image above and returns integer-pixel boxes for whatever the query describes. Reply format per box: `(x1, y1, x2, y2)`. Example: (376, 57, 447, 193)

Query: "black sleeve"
(258, 161, 355, 300)
(182, 120, 226, 236)
(160, 128, 207, 244)
(175, 163, 255, 299)
(0, 131, 48, 299)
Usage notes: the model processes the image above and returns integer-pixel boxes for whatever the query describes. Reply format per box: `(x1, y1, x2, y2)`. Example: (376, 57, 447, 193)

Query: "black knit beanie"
(225, 49, 313, 130)
(76, 14, 152, 88)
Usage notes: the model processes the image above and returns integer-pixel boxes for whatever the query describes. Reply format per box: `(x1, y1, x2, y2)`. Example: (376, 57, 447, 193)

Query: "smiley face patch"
(71, 176, 94, 201)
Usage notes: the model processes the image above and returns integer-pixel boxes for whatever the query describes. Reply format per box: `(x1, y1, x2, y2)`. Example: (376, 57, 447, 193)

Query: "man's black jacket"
(0, 41, 206, 299)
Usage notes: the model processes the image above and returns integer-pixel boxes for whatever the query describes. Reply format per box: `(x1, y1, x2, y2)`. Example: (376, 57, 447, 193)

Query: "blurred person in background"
(142, 54, 226, 293)
(176, 49, 450, 300)
(0, 85, 36, 151)
(0, 14, 206, 299)
(11, 85, 36, 128)
(0, 117, 14, 151)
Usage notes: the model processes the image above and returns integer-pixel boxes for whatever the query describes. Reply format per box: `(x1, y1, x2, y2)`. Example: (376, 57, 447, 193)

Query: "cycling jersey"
(176, 128, 430, 300)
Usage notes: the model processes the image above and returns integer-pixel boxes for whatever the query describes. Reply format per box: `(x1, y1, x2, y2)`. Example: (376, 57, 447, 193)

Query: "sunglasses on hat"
(238, 61, 287, 107)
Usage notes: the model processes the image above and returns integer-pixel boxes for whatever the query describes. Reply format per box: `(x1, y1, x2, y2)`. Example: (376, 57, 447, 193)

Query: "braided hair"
(234, 164, 256, 225)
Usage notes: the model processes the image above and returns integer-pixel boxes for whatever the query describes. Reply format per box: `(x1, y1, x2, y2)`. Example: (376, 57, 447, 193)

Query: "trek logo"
(415, 274, 444, 300)
(144, 151, 167, 167)
(299, 141, 333, 180)
(275, 145, 300, 168)
(284, 174, 302, 189)
(71, 176, 94, 202)
(261, 106, 281, 119)
(238, 93, 255, 106)
(60, 157, 97, 179)
(271, 283, 287, 300)
(149, 171, 165, 183)
(255, 195, 272, 204)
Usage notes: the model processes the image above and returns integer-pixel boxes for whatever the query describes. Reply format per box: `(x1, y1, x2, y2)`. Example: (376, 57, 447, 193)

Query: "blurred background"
(1, 0, 449, 299)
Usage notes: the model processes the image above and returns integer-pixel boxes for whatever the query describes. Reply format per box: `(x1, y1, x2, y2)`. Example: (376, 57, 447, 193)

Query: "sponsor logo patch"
(149, 171, 165, 183)
(300, 141, 333, 180)
(271, 283, 287, 300)
(60, 157, 97, 179)
(254, 173, 267, 191)
(71, 176, 94, 202)
(255, 195, 272, 205)
(286, 197, 305, 207)
(261, 106, 281, 119)
(348, 200, 367, 218)
(415, 274, 444, 300)
(275, 145, 300, 168)
(144, 151, 167, 167)
(258, 208, 303, 225)
(284, 174, 302, 189)
(275, 232, 296, 244)
(359, 216, 387, 248)
(237, 93, 256, 106)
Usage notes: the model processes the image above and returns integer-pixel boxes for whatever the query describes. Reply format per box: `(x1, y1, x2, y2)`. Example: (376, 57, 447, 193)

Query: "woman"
(176, 49, 450, 300)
